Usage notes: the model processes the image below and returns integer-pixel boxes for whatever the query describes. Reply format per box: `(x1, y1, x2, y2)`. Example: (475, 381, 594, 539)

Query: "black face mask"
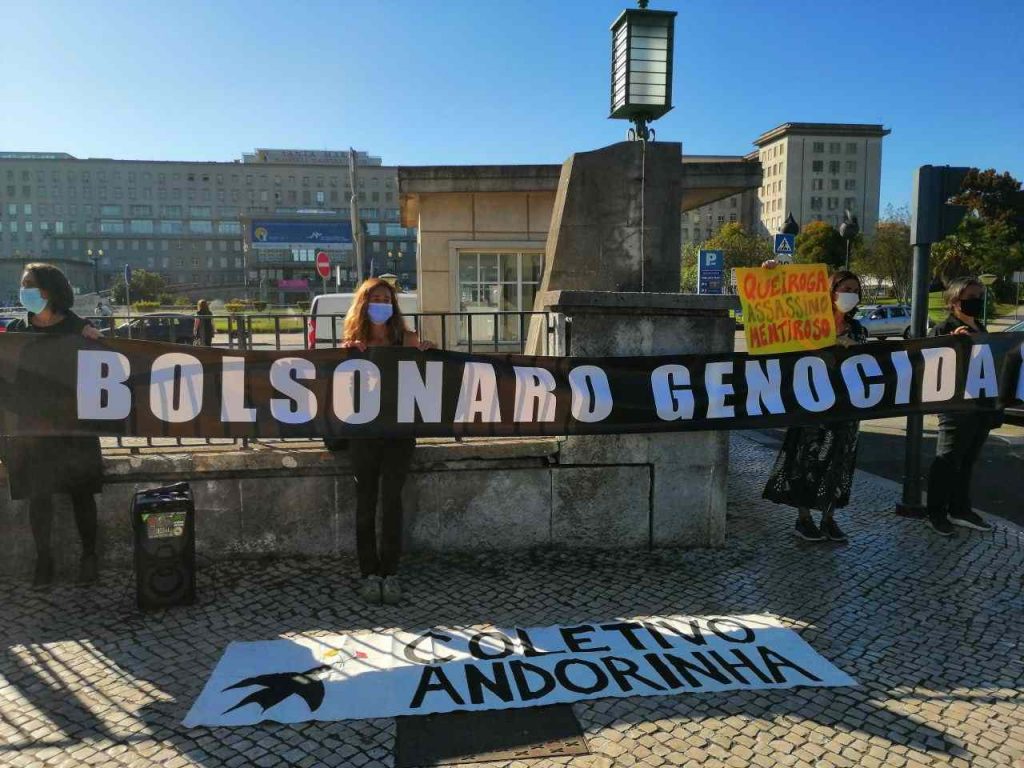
(959, 297, 984, 318)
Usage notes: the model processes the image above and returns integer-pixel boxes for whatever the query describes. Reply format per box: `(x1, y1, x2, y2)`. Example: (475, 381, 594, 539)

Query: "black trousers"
(350, 438, 415, 577)
(29, 491, 98, 561)
(926, 413, 990, 520)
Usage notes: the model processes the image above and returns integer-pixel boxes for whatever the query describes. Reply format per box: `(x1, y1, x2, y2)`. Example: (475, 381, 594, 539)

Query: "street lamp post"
(839, 209, 860, 271)
(979, 273, 998, 327)
(609, 1, 677, 142)
(86, 248, 103, 295)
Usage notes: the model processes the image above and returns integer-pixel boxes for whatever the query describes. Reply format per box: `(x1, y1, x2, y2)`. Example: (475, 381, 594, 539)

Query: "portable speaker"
(132, 482, 196, 610)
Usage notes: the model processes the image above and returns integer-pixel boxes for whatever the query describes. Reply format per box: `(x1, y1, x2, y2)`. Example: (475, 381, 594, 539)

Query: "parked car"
(102, 313, 194, 345)
(0, 317, 19, 334)
(854, 304, 917, 339)
(307, 292, 419, 348)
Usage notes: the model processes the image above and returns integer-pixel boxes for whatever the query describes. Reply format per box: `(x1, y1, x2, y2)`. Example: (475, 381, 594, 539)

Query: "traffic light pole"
(895, 241, 931, 517)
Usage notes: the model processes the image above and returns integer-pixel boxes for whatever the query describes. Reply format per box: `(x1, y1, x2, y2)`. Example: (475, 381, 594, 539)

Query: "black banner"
(0, 333, 1021, 439)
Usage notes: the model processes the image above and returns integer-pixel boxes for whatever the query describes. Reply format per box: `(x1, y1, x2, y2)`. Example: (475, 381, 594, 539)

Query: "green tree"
(933, 169, 1024, 297)
(701, 222, 773, 271)
(853, 206, 913, 302)
(111, 269, 167, 304)
(794, 221, 848, 269)
(680, 242, 699, 292)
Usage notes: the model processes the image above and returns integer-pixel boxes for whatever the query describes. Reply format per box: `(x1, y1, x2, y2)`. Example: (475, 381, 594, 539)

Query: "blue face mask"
(367, 302, 394, 325)
(19, 287, 48, 314)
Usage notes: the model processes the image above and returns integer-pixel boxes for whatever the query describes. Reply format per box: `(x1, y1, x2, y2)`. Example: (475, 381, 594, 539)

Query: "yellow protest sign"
(736, 264, 836, 355)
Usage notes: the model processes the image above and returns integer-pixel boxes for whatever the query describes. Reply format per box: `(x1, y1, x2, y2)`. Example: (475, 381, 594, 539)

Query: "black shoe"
(795, 517, 826, 541)
(926, 515, 955, 536)
(32, 558, 54, 588)
(77, 554, 99, 584)
(821, 518, 848, 542)
(948, 510, 993, 532)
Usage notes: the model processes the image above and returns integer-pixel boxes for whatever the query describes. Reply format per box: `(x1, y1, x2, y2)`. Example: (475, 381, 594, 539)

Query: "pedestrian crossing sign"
(773, 233, 795, 262)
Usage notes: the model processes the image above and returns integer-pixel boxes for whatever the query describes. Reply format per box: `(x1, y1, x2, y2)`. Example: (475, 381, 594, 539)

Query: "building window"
(829, 142, 840, 154)
(813, 142, 824, 153)
(810, 197, 823, 211)
(189, 220, 213, 234)
(189, 205, 212, 218)
(457, 251, 544, 343)
(316, 191, 325, 205)
(812, 160, 823, 173)
(729, 213, 737, 222)
(828, 161, 840, 174)
(217, 221, 242, 235)
(827, 197, 839, 210)
(160, 220, 184, 234)
(812, 179, 823, 191)
(100, 220, 124, 234)
(844, 179, 857, 191)
(844, 197, 856, 210)
(846, 143, 857, 154)
(830, 179, 840, 191)
(845, 161, 857, 173)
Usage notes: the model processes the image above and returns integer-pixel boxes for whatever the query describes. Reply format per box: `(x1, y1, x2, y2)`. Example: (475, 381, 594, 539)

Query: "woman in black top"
(2, 263, 104, 586)
(339, 278, 434, 606)
(762, 268, 869, 543)
(924, 277, 996, 536)
(193, 299, 214, 346)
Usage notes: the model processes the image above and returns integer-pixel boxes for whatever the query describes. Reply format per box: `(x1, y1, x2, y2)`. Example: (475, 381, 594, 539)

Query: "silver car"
(855, 304, 914, 339)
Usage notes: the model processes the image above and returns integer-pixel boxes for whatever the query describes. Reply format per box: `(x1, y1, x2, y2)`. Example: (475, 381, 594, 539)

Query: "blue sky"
(3, 0, 1022, 211)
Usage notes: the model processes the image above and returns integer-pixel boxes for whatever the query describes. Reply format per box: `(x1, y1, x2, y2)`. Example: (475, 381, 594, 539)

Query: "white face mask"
(834, 293, 859, 314)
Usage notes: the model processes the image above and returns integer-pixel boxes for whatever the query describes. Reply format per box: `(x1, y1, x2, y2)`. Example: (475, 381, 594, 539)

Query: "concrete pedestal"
(545, 290, 738, 547)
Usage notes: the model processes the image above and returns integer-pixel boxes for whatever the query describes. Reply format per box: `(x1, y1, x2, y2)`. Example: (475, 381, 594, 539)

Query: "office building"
(0, 148, 417, 305)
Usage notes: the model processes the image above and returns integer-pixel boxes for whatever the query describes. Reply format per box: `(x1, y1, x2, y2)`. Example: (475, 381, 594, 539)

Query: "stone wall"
(0, 437, 667, 575)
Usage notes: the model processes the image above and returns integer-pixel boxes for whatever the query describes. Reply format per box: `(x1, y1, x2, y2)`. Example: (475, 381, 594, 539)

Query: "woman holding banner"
(924, 277, 996, 536)
(762, 267, 868, 542)
(338, 278, 434, 605)
(1, 263, 104, 586)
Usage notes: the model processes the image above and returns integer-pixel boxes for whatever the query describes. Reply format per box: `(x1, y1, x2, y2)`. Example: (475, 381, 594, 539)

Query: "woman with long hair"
(2, 263, 104, 586)
(763, 267, 869, 542)
(193, 299, 214, 346)
(924, 277, 996, 535)
(339, 278, 434, 605)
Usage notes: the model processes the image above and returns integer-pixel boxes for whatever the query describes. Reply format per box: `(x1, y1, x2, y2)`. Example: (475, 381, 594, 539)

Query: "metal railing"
(73, 310, 558, 453)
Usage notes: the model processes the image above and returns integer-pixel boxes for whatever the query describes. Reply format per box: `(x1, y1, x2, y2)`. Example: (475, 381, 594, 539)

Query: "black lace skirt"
(762, 421, 860, 513)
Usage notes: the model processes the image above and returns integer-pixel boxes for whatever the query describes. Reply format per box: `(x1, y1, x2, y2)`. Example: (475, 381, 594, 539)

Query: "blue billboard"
(251, 220, 353, 247)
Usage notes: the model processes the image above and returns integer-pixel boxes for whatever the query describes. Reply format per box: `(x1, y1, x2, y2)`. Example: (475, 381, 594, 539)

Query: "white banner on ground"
(183, 614, 856, 727)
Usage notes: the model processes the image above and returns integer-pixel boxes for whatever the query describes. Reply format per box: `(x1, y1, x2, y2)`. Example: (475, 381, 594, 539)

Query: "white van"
(307, 292, 419, 348)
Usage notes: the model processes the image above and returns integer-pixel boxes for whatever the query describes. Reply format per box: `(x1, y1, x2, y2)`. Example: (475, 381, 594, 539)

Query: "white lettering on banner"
(890, 350, 913, 405)
(705, 362, 735, 419)
(454, 363, 500, 423)
(744, 359, 785, 416)
(569, 366, 613, 423)
(76, 350, 132, 419)
(332, 360, 381, 424)
(221, 357, 256, 423)
(512, 366, 557, 423)
(651, 364, 694, 421)
(840, 354, 884, 409)
(792, 357, 835, 412)
(964, 345, 998, 399)
(270, 358, 317, 424)
(150, 353, 203, 423)
(182, 614, 856, 727)
(397, 361, 444, 423)
(921, 347, 957, 403)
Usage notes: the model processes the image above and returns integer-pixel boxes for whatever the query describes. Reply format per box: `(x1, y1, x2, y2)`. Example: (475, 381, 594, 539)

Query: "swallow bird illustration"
(221, 665, 330, 716)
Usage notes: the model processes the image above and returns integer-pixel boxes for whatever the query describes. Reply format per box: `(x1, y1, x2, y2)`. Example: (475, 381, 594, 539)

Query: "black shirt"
(929, 314, 986, 337)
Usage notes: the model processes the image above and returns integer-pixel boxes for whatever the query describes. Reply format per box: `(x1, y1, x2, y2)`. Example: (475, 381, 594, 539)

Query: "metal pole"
(349, 148, 364, 285)
(895, 241, 931, 517)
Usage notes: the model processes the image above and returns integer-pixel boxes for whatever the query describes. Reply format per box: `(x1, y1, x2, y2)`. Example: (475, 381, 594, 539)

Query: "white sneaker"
(359, 575, 383, 605)
(382, 576, 402, 605)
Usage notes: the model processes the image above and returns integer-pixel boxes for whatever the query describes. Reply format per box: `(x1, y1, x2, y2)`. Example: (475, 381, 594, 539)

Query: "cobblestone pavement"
(2, 434, 1023, 768)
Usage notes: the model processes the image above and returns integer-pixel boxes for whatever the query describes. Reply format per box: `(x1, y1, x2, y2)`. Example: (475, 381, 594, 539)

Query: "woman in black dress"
(2, 263, 104, 585)
(339, 278, 434, 606)
(193, 299, 214, 346)
(762, 268, 869, 542)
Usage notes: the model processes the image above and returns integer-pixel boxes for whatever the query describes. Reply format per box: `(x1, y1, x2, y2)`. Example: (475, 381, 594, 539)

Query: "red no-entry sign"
(315, 251, 330, 278)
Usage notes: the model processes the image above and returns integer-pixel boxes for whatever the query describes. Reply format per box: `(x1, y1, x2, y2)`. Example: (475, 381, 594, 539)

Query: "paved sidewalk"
(2, 435, 1022, 768)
